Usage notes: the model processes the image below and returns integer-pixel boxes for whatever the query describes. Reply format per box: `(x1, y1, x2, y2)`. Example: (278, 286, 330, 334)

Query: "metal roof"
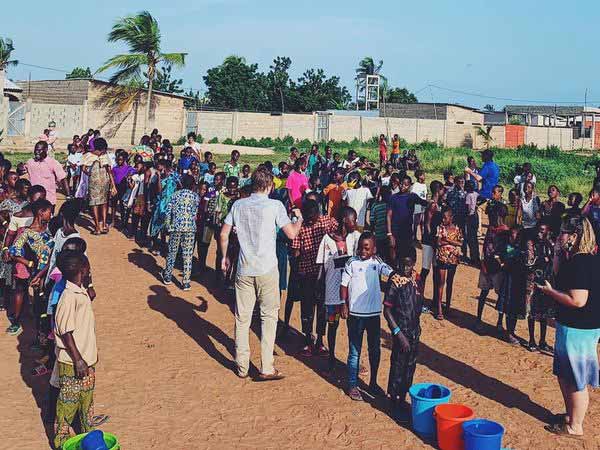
(505, 105, 592, 116)
(4, 78, 22, 92)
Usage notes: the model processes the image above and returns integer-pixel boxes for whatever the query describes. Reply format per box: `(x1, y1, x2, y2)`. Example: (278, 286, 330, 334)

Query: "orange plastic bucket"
(434, 403, 475, 450)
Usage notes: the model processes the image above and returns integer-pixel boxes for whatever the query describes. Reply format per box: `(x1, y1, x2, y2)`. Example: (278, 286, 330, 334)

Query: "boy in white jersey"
(340, 231, 392, 401)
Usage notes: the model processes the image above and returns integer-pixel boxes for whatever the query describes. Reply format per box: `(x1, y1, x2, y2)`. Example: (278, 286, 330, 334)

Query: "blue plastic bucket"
(408, 383, 452, 437)
(462, 419, 505, 450)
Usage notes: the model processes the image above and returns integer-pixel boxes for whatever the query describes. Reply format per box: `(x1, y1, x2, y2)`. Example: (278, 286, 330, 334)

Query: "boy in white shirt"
(343, 179, 373, 231)
(411, 169, 427, 241)
(316, 207, 361, 375)
(340, 232, 392, 401)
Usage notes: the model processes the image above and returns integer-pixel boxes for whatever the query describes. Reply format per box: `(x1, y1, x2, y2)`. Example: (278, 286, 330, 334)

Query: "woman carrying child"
(524, 220, 556, 352)
(497, 225, 528, 344)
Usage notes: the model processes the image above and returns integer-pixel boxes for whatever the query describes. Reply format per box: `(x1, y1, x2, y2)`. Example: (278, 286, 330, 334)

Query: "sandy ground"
(1, 219, 599, 449)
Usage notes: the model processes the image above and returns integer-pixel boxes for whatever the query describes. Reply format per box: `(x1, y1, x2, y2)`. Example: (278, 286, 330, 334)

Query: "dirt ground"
(1, 220, 599, 449)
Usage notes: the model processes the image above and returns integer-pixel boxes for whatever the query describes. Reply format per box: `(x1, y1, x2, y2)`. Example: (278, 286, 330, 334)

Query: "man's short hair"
(251, 167, 273, 193)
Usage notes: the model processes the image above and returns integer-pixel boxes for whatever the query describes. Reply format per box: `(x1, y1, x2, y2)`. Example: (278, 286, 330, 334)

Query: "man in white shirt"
(220, 168, 303, 381)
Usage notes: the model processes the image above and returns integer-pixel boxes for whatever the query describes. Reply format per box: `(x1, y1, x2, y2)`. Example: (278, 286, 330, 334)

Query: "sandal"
(90, 414, 110, 427)
(91, 230, 101, 236)
(32, 364, 50, 377)
(526, 342, 538, 352)
(101, 228, 109, 235)
(256, 369, 285, 382)
(348, 387, 363, 401)
(435, 314, 444, 321)
(544, 422, 583, 439)
(299, 345, 313, 357)
(539, 342, 554, 353)
(313, 345, 329, 357)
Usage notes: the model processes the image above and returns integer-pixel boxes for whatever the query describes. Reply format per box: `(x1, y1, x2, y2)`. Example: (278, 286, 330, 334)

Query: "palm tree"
(355, 57, 386, 92)
(97, 11, 186, 132)
(476, 125, 494, 149)
(0, 38, 18, 102)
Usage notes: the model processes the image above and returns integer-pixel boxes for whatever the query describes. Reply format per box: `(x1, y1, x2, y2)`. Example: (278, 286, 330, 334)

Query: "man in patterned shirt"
(290, 199, 338, 356)
(161, 175, 200, 291)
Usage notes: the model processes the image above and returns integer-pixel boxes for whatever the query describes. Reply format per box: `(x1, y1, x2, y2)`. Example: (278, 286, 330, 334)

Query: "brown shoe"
(256, 369, 285, 382)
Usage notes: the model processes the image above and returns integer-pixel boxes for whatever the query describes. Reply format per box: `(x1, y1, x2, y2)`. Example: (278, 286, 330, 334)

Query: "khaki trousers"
(235, 268, 280, 376)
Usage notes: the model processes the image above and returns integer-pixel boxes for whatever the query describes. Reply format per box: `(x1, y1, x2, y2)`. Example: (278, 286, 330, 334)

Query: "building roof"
(4, 78, 22, 92)
(16, 78, 188, 100)
(505, 105, 600, 116)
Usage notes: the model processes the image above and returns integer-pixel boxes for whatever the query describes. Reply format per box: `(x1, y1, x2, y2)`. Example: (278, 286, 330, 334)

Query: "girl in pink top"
(286, 157, 309, 209)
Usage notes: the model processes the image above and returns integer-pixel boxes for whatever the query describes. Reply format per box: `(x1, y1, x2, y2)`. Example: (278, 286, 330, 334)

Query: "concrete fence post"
(278, 114, 283, 139)
(415, 119, 419, 143)
(23, 98, 32, 140)
(0, 97, 8, 139)
(359, 116, 363, 142)
(231, 111, 238, 141)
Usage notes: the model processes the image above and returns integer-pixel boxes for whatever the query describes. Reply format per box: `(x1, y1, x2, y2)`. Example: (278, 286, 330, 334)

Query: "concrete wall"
(525, 126, 574, 150)
(31, 103, 84, 139)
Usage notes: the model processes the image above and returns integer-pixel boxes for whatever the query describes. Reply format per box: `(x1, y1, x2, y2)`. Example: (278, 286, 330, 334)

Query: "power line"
(428, 84, 600, 105)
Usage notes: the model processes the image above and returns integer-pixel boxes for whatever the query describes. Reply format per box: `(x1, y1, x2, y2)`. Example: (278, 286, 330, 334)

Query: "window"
(456, 121, 464, 124)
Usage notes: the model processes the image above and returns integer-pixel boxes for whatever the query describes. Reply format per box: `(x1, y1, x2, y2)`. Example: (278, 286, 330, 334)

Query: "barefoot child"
(316, 207, 361, 374)
(384, 256, 422, 421)
(340, 231, 393, 401)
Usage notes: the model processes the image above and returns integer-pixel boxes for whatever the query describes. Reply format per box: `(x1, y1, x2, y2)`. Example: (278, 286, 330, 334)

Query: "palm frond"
(108, 11, 161, 55)
(160, 52, 187, 68)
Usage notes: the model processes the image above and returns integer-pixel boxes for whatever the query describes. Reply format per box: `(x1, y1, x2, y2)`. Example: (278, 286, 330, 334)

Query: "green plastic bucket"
(62, 432, 119, 450)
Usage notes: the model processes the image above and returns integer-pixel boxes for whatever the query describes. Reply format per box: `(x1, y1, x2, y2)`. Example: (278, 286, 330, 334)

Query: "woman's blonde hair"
(575, 217, 596, 255)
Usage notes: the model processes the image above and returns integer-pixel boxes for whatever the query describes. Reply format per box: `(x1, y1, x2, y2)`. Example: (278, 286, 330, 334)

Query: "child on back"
(316, 206, 361, 375)
(340, 231, 393, 401)
(384, 256, 422, 421)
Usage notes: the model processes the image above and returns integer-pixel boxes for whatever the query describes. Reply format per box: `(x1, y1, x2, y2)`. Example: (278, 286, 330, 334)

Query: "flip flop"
(256, 369, 285, 382)
(544, 422, 583, 439)
(90, 414, 110, 427)
(348, 387, 363, 401)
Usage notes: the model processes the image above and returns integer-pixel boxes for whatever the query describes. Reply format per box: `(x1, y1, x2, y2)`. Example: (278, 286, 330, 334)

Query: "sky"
(4, 0, 600, 109)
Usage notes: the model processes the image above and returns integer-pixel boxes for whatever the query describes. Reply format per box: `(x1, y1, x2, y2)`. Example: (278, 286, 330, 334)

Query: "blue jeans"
(347, 315, 381, 389)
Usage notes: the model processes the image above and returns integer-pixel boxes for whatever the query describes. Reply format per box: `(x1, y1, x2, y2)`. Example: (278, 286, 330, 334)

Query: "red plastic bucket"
(434, 403, 475, 450)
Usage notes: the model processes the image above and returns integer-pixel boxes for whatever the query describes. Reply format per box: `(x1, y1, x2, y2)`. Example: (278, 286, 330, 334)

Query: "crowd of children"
(5, 127, 600, 443)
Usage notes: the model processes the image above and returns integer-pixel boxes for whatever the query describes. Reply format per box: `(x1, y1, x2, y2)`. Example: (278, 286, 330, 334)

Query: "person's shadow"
(147, 285, 249, 374)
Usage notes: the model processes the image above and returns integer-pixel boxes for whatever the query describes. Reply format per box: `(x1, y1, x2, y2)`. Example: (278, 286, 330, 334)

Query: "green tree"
(204, 55, 269, 110)
(484, 104, 495, 112)
(291, 68, 351, 112)
(380, 83, 417, 104)
(183, 88, 208, 109)
(151, 64, 183, 94)
(0, 37, 18, 101)
(97, 11, 187, 132)
(65, 66, 92, 79)
(266, 56, 292, 112)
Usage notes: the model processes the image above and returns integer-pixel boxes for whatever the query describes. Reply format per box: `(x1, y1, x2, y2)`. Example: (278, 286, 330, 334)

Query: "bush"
(176, 135, 187, 145)
(259, 137, 275, 147)
(222, 138, 234, 145)
(296, 139, 312, 150)
(281, 135, 295, 146)
(208, 137, 219, 144)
